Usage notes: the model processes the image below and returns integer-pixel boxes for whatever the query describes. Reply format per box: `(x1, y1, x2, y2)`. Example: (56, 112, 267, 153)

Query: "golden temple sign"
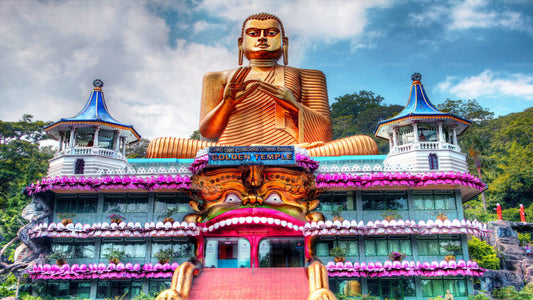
(208, 146, 295, 166)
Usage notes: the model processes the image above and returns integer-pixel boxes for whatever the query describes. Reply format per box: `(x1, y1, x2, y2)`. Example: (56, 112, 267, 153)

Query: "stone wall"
(478, 221, 533, 293)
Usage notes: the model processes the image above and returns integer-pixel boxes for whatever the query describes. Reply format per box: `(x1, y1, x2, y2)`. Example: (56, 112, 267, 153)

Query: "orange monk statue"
(148, 13, 378, 158)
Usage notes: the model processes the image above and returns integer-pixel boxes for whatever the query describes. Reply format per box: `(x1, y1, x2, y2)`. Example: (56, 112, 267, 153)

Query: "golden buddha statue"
(147, 13, 378, 158)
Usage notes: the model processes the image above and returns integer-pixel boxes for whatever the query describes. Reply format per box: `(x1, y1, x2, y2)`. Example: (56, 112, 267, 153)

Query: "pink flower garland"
(316, 171, 485, 190)
(303, 218, 490, 237)
(295, 153, 319, 171)
(189, 154, 209, 174)
(29, 221, 199, 239)
(326, 259, 485, 278)
(27, 262, 179, 280)
(26, 175, 191, 195)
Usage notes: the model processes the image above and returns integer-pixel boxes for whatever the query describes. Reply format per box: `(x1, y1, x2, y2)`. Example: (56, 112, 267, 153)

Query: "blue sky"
(0, 0, 532, 140)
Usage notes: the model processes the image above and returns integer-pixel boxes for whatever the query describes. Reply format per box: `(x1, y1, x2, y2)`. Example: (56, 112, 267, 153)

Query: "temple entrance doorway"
(258, 237, 305, 267)
(204, 238, 251, 268)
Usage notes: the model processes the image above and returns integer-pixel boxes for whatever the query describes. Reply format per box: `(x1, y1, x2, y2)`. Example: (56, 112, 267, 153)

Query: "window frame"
(362, 191, 408, 211)
(364, 236, 412, 256)
(421, 277, 468, 297)
(413, 190, 456, 210)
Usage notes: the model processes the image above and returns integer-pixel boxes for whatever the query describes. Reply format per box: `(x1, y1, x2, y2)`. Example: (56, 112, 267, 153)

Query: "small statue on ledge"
(445, 289, 454, 300)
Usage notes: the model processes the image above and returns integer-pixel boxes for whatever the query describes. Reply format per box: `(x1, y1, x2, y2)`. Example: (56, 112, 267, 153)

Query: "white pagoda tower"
(45, 79, 140, 177)
(375, 73, 471, 173)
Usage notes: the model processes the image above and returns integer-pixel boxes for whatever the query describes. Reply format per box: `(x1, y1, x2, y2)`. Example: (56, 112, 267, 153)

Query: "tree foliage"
(492, 283, 533, 300)
(437, 100, 533, 218)
(330, 90, 403, 153)
(126, 138, 151, 159)
(437, 99, 494, 124)
(190, 130, 201, 141)
(468, 237, 500, 270)
(0, 115, 52, 246)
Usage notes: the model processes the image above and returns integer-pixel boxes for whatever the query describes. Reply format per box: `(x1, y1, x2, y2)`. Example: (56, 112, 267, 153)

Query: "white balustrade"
(392, 142, 460, 154)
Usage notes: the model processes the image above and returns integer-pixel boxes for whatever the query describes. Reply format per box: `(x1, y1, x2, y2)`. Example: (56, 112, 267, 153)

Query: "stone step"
(188, 267, 309, 300)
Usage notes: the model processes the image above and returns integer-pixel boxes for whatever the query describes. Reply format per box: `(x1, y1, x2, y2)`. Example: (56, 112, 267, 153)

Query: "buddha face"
(242, 19, 283, 60)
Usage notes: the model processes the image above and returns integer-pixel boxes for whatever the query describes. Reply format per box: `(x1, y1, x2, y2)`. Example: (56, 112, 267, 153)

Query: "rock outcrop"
(479, 221, 533, 293)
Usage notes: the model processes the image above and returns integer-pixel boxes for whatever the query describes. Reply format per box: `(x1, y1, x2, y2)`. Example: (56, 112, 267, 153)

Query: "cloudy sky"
(1, 0, 532, 141)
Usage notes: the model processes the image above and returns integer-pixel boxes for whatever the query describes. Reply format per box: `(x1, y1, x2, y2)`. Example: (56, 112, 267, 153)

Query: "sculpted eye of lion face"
(224, 193, 242, 204)
(264, 192, 282, 204)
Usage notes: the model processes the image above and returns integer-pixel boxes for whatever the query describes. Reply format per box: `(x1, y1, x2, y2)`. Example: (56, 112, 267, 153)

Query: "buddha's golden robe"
(147, 66, 378, 158)
(218, 66, 331, 145)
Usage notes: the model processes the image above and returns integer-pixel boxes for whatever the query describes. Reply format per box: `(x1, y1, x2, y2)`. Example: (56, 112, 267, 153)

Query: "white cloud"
(406, 0, 532, 34)
(437, 70, 533, 100)
(0, 0, 234, 140)
(449, 0, 532, 33)
(192, 20, 219, 34)
(350, 31, 385, 52)
(0, 0, 394, 142)
(406, 5, 448, 28)
(195, 0, 393, 57)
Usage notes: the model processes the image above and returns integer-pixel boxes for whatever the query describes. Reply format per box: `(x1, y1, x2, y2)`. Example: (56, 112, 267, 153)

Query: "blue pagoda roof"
(68, 80, 121, 123)
(45, 79, 141, 142)
(374, 73, 470, 139)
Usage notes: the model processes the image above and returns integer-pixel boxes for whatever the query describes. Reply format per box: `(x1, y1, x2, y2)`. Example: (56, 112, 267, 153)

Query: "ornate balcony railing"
(54, 147, 124, 159)
(392, 142, 460, 154)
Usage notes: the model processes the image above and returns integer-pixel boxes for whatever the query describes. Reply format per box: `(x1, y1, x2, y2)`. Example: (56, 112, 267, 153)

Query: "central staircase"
(188, 267, 309, 300)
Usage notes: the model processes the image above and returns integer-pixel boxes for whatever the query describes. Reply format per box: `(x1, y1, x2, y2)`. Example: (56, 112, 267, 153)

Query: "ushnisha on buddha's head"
(238, 12, 288, 65)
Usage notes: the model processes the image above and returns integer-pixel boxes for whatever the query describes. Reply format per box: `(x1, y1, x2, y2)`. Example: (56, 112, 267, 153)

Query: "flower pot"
(332, 216, 344, 222)
(334, 256, 345, 263)
(158, 259, 170, 264)
(61, 219, 73, 226)
(384, 216, 395, 222)
(163, 217, 174, 223)
(392, 258, 404, 262)
(111, 218, 122, 224)
(437, 215, 448, 221)
(445, 255, 456, 262)
(109, 258, 120, 264)
(56, 259, 67, 266)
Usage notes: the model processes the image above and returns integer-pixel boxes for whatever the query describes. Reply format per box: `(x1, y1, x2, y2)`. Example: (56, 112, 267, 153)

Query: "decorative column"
(113, 131, 120, 152)
(69, 127, 76, 149)
(392, 127, 398, 147)
(59, 132, 64, 151)
(412, 123, 419, 143)
(438, 123, 444, 142)
(121, 137, 127, 157)
(452, 127, 458, 145)
(93, 126, 100, 148)
(388, 133, 393, 151)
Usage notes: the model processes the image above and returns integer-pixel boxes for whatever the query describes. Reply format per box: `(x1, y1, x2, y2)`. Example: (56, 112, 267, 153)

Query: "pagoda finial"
(411, 73, 422, 82)
(93, 79, 104, 88)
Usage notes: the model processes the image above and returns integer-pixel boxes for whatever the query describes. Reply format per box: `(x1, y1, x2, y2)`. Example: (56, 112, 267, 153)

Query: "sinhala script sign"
(207, 146, 295, 166)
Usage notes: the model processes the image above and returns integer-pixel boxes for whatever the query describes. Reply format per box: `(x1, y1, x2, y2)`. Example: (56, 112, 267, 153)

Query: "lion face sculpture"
(186, 165, 323, 223)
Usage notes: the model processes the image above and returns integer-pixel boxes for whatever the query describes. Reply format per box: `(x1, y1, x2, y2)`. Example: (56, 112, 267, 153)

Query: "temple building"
(20, 73, 488, 300)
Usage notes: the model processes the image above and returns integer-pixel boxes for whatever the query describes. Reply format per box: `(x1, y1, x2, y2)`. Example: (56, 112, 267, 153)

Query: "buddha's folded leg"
(306, 135, 379, 157)
(147, 137, 218, 158)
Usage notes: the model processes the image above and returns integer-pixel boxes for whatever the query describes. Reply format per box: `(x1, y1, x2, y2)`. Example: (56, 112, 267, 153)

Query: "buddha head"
(239, 12, 288, 65)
